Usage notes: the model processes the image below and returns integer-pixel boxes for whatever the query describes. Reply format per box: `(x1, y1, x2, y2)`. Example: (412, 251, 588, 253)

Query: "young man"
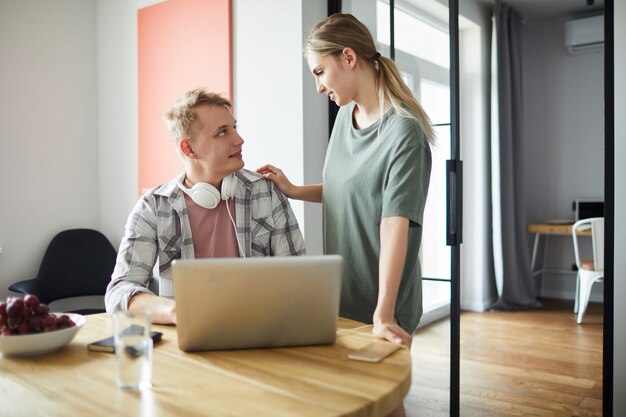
(105, 89, 305, 324)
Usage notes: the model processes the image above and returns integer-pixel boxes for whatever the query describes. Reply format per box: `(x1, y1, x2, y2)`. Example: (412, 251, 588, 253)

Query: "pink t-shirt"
(183, 194, 240, 258)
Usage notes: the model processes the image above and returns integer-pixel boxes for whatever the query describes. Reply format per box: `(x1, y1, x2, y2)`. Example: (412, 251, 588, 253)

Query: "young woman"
(258, 13, 435, 349)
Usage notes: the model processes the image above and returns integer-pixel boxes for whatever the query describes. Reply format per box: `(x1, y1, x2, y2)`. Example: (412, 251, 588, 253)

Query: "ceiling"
(479, 0, 605, 21)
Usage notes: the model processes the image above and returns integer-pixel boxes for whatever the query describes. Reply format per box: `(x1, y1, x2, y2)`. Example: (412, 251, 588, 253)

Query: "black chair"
(9, 229, 117, 315)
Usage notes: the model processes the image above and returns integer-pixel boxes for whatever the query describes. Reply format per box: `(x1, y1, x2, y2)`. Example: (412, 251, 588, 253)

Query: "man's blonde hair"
(164, 88, 231, 143)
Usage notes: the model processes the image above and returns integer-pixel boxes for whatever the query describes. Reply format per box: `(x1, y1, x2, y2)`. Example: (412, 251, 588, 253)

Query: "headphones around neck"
(177, 172, 237, 209)
(177, 171, 245, 258)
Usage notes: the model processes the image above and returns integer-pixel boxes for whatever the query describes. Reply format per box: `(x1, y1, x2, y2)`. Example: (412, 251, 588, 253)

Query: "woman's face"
(307, 52, 355, 106)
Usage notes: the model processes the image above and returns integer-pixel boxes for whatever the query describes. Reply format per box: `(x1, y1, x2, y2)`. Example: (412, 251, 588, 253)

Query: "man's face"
(186, 104, 244, 180)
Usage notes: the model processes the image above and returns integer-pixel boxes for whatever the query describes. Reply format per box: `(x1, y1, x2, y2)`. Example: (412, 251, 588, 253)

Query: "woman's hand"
(372, 320, 412, 346)
(257, 165, 323, 203)
(256, 164, 296, 198)
(373, 217, 412, 347)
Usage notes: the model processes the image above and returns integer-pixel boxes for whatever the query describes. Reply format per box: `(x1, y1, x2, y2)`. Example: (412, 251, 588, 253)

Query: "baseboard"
(418, 304, 450, 328)
(461, 297, 498, 312)
(418, 297, 498, 328)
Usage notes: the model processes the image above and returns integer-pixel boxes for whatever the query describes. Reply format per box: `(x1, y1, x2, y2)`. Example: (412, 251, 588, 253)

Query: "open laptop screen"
(172, 255, 342, 352)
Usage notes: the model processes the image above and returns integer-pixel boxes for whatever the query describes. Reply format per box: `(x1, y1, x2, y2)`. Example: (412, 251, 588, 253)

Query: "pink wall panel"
(138, 0, 232, 195)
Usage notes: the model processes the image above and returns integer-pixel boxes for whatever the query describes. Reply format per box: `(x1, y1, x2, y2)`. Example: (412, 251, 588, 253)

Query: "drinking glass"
(112, 310, 153, 390)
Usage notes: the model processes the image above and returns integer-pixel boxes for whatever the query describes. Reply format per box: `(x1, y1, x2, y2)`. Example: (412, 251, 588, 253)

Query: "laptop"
(172, 255, 342, 352)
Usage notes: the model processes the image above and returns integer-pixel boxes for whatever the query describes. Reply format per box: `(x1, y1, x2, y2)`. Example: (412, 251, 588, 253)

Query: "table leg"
(530, 233, 540, 273)
(538, 235, 550, 297)
(530, 233, 542, 296)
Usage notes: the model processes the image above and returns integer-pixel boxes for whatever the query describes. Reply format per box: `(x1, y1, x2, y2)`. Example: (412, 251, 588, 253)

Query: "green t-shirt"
(322, 103, 432, 333)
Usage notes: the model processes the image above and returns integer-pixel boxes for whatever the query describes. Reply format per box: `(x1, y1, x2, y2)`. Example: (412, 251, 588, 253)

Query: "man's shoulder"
(234, 169, 290, 207)
(235, 169, 277, 196)
(134, 178, 182, 214)
(148, 177, 179, 198)
(235, 168, 264, 185)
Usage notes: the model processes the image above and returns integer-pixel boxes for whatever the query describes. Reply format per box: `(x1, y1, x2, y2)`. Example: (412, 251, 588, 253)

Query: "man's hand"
(129, 293, 176, 325)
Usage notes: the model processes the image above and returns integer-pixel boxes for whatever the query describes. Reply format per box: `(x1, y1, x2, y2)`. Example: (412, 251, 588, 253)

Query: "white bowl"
(0, 312, 85, 356)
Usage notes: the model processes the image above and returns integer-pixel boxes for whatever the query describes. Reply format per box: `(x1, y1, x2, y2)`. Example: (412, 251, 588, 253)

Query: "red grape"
(6, 299, 25, 317)
(30, 316, 43, 332)
(18, 322, 30, 335)
(24, 294, 39, 309)
(0, 294, 71, 336)
(7, 316, 22, 330)
(35, 304, 50, 316)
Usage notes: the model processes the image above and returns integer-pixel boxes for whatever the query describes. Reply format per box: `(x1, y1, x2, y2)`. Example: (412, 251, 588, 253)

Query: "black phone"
(87, 325, 163, 353)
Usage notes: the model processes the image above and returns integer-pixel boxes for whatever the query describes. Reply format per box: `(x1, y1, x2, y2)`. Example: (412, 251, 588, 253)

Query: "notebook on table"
(172, 255, 342, 352)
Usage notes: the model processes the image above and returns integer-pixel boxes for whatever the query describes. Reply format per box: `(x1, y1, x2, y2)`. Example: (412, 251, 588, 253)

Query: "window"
(377, 0, 452, 319)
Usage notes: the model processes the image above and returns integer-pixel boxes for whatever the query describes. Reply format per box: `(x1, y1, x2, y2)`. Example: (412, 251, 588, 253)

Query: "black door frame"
(603, 1, 614, 416)
(448, 2, 462, 416)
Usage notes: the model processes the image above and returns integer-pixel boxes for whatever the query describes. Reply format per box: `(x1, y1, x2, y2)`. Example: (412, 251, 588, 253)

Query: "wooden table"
(527, 223, 590, 295)
(0, 314, 411, 417)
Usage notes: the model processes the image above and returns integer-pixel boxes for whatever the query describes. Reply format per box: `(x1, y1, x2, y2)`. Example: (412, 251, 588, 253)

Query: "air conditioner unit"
(565, 15, 604, 54)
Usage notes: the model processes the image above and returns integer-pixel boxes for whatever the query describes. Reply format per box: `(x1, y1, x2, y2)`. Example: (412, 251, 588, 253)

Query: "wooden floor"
(405, 299, 603, 417)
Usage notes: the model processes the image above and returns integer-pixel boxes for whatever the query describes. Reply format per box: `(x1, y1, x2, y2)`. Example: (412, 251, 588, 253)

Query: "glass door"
(342, 0, 453, 321)
(376, 0, 453, 322)
(336, 1, 461, 416)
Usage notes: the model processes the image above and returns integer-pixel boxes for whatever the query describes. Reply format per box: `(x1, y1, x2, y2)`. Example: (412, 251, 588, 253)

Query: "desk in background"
(0, 314, 411, 417)
(527, 223, 590, 295)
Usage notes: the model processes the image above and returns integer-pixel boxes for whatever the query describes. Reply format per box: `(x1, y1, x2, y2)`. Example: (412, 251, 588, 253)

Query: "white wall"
(0, 0, 100, 299)
(521, 16, 604, 302)
(614, 2, 625, 414)
(301, 0, 329, 255)
(458, 0, 496, 311)
(96, 0, 163, 249)
(96, 0, 146, 248)
(232, 0, 326, 255)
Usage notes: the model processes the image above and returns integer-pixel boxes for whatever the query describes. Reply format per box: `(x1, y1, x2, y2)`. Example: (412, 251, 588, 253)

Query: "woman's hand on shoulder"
(256, 164, 296, 198)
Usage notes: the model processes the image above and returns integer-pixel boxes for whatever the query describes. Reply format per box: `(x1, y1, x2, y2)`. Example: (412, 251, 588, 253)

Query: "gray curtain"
(491, 1, 540, 310)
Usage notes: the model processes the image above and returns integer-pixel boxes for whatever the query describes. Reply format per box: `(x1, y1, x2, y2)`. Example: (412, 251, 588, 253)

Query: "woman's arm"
(257, 164, 323, 203)
(291, 184, 323, 202)
(373, 216, 413, 346)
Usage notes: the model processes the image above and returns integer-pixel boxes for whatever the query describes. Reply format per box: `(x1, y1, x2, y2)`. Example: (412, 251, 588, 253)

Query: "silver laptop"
(172, 255, 342, 352)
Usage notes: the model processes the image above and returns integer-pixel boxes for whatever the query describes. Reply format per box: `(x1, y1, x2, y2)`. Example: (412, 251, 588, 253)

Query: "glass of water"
(112, 310, 153, 391)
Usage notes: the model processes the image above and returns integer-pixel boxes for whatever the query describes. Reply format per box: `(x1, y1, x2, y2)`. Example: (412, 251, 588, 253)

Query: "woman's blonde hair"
(164, 88, 231, 143)
(305, 13, 435, 144)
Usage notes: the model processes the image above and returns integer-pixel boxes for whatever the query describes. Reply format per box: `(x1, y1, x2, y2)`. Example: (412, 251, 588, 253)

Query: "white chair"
(571, 217, 604, 324)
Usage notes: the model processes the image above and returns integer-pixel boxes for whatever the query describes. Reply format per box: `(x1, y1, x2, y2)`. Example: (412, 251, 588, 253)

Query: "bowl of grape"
(0, 295, 85, 356)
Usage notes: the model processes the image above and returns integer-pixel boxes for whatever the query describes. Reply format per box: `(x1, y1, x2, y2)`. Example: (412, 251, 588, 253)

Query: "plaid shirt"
(105, 169, 306, 312)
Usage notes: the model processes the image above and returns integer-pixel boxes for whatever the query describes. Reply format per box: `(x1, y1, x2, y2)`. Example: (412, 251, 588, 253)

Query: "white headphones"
(177, 171, 245, 258)
(177, 172, 237, 209)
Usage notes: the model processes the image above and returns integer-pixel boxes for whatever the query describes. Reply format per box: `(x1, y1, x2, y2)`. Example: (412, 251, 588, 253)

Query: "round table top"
(0, 313, 411, 417)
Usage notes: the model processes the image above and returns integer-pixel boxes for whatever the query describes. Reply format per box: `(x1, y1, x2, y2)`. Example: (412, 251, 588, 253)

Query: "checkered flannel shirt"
(105, 169, 306, 312)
